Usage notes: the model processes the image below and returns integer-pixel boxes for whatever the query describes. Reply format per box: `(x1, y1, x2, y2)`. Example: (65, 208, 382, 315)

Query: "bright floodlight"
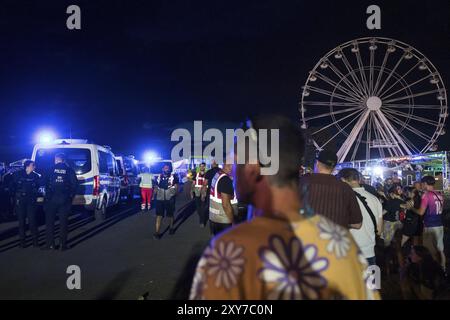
(373, 166, 383, 176)
(143, 151, 158, 164)
(36, 130, 56, 144)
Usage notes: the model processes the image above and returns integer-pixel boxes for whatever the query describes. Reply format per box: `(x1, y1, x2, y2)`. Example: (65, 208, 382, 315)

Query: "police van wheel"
(95, 198, 107, 220)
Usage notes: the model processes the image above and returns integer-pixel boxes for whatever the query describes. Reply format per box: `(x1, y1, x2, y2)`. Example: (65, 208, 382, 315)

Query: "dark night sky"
(0, 0, 449, 162)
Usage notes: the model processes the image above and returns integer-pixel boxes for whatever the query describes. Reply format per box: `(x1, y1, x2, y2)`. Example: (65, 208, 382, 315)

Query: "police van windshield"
(35, 148, 92, 176)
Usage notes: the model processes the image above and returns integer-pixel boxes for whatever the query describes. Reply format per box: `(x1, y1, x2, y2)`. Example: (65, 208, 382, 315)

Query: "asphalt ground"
(0, 188, 210, 300)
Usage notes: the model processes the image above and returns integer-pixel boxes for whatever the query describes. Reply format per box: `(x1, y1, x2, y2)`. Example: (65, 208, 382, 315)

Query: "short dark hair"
(201, 162, 206, 166)
(247, 114, 305, 187)
(23, 160, 34, 170)
(421, 175, 436, 186)
(55, 153, 66, 161)
(336, 168, 360, 182)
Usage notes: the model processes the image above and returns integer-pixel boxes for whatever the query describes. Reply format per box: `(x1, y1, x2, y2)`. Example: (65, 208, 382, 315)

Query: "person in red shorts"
(137, 166, 154, 211)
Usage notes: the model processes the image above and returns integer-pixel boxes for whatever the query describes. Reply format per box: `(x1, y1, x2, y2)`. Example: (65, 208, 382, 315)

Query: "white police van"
(31, 139, 121, 219)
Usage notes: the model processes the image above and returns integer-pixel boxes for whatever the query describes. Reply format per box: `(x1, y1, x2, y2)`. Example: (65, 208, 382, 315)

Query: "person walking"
(10, 160, 41, 248)
(414, 176, 445, 271)
(299, 149, 362, 229)
(192, 162, 207, 227)
(137, 166, 154, 211)
(208, 163, 237, 236)
(42, 153, 78, 251)
(153, 164, 179, 239)
(381, 185, 405, 247)
(338, 168, 383, 266)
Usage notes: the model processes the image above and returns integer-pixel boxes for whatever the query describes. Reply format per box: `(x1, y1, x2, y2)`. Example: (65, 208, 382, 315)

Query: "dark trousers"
(194, 196, 207, 225)
(209, 221, 232, 236)
(16, 198, 38, 243)
(156, 198, 176, 217)
(45, 198, 72, 247)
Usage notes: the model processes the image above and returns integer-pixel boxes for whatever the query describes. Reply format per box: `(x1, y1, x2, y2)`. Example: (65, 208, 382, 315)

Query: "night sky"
(0, 0, 449, 162)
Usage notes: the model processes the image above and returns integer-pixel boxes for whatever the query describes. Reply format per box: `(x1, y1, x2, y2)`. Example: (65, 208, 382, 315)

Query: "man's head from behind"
(55, 153, 66, 164)
(222, 163, 233, 175)
(336, 168, 361, 188)
(210, 159, 218, 168)
(314, 149, 338, 174)
(234, 115, 305, 204)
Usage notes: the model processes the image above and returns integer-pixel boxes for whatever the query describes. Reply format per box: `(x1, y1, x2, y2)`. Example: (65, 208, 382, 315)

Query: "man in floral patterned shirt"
(190, 115, 379, 300)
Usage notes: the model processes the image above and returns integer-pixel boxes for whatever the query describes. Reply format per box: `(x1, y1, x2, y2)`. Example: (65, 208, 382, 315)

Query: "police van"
(31, 139, 121, 219)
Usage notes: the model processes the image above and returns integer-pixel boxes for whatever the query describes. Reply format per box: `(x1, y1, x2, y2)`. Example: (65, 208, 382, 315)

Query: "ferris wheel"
(300, 37, 448, 163)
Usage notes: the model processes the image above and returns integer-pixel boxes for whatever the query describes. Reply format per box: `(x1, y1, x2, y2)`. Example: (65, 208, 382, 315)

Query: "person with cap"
(42, 153, 78, 251)
(299, 149, 362, 229)
(10, 160, 41, 248)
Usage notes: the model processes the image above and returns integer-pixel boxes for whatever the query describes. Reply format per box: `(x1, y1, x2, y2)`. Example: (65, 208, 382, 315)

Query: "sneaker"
(153, 232, 160, 240)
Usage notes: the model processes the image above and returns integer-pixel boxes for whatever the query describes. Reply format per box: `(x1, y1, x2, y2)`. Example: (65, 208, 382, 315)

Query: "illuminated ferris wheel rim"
(299, 36, 448, 163)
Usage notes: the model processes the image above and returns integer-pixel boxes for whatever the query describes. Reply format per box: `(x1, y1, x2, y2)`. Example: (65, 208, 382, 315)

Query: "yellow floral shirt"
(190, 214, 380, 300)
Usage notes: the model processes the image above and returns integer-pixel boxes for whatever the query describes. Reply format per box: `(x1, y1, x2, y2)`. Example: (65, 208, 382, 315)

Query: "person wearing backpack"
(338, 168, 383, 266)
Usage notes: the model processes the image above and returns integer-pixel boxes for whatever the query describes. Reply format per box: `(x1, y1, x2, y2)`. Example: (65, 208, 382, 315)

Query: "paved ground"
(0, 190, 210, 300)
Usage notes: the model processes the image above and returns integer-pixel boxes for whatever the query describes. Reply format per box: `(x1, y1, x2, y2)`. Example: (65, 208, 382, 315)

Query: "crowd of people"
(0, 115, 448, 300)
(187, 115, 449, 300)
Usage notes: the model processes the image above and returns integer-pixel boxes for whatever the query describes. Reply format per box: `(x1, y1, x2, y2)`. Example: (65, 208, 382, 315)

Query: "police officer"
(153, 164, 179, 239)
(192, 162, 207, 227)
(10, 160, 41, 248)
(42, 153, 78, 251)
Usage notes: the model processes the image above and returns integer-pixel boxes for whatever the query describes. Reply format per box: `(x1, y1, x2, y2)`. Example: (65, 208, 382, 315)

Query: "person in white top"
(338, 168, 383, 266)
(137, 166, 154, 211)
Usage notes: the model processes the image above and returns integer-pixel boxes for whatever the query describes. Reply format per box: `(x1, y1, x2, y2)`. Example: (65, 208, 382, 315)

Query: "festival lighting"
(373, 166, 384, 177)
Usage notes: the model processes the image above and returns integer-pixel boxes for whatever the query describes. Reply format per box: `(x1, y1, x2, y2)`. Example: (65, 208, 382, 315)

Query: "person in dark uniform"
(10, 160, 41, 248)
(1, 170, 16, 221)
(153, 164, 179, 239)
(42, 153, 78, 251)
(191, 162, 207, 227)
